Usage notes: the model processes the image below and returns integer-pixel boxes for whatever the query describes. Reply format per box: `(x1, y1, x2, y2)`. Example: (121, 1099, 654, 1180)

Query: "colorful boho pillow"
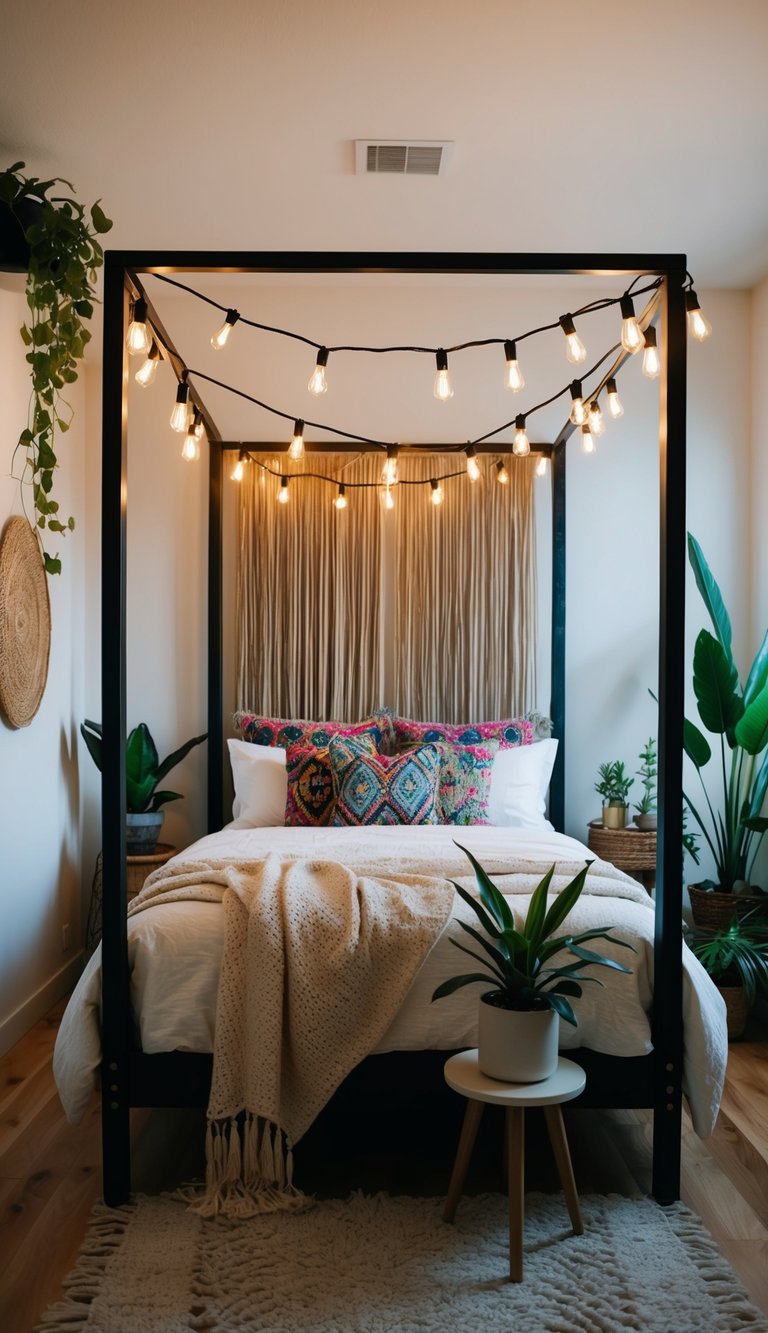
(436, 741, 499, 825)
(284, 734, 378, 827)
(363, 706, 397, 756)
(234, 711, 384, 751)
(394, 715, 535, 751)
(330, 736, 441, 826)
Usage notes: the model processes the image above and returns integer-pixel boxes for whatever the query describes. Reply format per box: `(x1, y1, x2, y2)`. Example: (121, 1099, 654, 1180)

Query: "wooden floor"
(2, 1005, 768, 1333)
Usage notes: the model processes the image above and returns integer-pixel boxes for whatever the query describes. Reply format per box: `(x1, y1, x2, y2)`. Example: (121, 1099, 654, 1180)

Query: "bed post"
(550, 441, 566, 831)
(100, 254, 131, 1205)
(207, 438, 224, 831)
(652, 267, 687, 1203)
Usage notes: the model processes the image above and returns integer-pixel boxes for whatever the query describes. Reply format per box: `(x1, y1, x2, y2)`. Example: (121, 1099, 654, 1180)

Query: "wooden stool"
(443, 1051, 586, 1282)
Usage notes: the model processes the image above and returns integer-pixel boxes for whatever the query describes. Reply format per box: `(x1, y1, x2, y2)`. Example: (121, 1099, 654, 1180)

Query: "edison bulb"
(135, 349, 159, 387)
(382, 450, 398, 486)
(181, 434, 198, 462)
(170, 400, 190, 433)
(230, 458, 245, 482)
(430, 481, 444, 506)
(513, 423, 530, 457)
(686, 290, 712, 341)
(278, 478, 290, 504)
(288, 421, 305, 461)
(535, 456, 548, 478)
(334, 486, 347, 510)
(587, 402, 605, 437)
(620, 317, 644, 354)
(383, 486, 395, 511)
(496, 462, 509, 485)
(126, 316, 151, 357)
(569, 393, 586, 426)
(606, 380, 624, 419)
(581, 425, 596, 454)
(433, 367, 453, 401)
(211, 310, 238, 350)
(466, 454, 481, 482)
(642, 344, 661, 379)
(308, 364, 327, 395)
(565, 331, 586, 364)
(504, 341, 525, 392)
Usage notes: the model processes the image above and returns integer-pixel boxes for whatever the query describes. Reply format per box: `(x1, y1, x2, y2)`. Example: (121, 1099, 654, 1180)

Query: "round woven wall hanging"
(0, 516, 51, 728)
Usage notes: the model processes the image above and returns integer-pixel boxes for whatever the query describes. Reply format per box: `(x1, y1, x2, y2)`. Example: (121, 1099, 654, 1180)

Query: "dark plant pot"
(125, 810, 165, 856)
(0, 198, 41, 272)
(717, 984, 750, 1040)
(634, 812, 657, 832)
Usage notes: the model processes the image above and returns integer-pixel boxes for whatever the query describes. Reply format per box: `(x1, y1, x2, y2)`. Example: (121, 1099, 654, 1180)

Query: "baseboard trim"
(0, 952, 84, 1056)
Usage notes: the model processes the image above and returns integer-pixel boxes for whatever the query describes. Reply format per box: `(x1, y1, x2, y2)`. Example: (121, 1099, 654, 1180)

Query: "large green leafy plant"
(432, 844, 633, 1026)
(684, 535, 768, 892)
(0, 162, 112, 574)
(80, 720, 207, 813)
(687, 914, 768, 1006)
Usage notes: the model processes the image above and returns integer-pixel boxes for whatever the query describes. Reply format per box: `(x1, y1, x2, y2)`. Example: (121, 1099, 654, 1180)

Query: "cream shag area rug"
(39, 1191, 768, 1333)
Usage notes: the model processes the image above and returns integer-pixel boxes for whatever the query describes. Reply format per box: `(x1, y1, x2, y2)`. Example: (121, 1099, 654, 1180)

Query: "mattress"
(54, 825, 727, 1137)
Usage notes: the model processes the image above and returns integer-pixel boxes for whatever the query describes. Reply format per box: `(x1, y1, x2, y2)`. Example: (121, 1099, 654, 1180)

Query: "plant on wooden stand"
(595, 760, 634, 829)
(432, 844, 634, 1082)
(687, 913, 768, 1039)
(80, 720, 208, 854)
(683, 534, 768, 925)
(0, 161, 112, 575)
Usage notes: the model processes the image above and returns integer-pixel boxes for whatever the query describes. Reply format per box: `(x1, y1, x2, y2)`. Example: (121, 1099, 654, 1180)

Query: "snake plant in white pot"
(432, 845, 634, 1082)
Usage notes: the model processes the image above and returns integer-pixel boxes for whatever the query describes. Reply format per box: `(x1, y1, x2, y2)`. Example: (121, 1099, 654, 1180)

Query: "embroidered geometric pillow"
(284, 734, 378, 827)
(394, 715, 535, 751)
(330, 736, 441, 826)
(436, 741, 499, 825)
(234, 712, 383, 751)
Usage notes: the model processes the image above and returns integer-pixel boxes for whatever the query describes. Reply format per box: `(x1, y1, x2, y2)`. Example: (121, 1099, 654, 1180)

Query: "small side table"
(86, 843, 177, 953)
(443, 1051, 586, 1282)
(587, 820, 657, 895)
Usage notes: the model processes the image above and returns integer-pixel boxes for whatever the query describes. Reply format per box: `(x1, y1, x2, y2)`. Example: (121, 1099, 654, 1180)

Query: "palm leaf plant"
(432, 844, 634, 1027)
(684, 535, 768, 893)
(80, 720, 207, 813)
(687, 913, 768, 1008)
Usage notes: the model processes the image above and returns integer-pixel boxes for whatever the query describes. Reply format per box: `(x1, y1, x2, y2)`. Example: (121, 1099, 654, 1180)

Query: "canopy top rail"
(109, 250, 688, 278)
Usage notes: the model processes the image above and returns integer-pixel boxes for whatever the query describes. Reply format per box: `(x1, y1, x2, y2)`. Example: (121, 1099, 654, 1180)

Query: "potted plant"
(683, 535, 768, 926)
(0, 162, 112, 575)
(432, 844, 634, 1082)
(80, 720, 207, 854)
(595, 761, 634, 829)
(687, 913, 768, 1039)
(634, 738, 657, 831)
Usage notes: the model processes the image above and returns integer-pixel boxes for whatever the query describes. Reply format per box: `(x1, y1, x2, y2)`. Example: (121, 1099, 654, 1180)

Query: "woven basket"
(587, 823, 657, 871)
(0, 517, 51, 728)
(688, 884, 768, 930)
(718, 985, 750, 1040)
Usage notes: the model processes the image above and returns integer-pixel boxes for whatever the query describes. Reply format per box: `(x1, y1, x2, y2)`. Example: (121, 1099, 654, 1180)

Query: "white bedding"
(54, 825, 727, 1137)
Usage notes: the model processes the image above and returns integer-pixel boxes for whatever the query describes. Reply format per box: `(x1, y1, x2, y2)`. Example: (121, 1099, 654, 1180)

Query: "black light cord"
(149, 271, 663, 357)
(244, 457, 474, 487)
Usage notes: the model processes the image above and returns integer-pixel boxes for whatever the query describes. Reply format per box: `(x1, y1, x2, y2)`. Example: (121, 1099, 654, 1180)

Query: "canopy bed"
(85, 250, 695, 1210)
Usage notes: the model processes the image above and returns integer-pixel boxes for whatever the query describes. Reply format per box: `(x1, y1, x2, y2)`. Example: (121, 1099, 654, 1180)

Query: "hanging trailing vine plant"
(0, 162, 112, 574)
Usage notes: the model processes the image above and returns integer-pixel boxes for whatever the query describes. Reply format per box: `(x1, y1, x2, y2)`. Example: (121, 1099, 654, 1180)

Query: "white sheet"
(54, 825, 727, 1137)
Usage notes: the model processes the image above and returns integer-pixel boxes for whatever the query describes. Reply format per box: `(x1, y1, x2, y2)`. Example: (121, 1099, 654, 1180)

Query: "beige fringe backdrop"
(236, 453, 536, 722)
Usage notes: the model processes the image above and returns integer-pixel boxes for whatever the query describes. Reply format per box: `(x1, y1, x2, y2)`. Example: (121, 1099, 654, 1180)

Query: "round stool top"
(444, 1051, 586, 1107)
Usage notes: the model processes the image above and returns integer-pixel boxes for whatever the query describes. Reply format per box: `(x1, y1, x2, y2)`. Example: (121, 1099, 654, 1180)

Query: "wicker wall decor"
(0, 516, 51, 728)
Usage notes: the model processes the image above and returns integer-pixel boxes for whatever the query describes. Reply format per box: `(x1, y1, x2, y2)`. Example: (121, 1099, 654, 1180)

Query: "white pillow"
(227, 739, 287, 827)
(487, 739, 558, 829)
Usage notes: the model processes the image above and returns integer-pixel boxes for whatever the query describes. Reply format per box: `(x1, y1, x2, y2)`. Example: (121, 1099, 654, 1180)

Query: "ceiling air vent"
(355, 140, 454, 177)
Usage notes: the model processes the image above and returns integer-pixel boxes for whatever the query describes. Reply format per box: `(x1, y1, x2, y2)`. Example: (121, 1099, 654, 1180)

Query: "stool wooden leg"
(543, 1105, 583, 1235)
(443, 1098, 484, 1223)
(507, 1106, 525, 1282)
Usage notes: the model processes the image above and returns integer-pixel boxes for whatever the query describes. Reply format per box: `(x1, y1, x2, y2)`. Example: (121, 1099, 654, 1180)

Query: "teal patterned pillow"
(436, 741, 499, 825)
(330, 736, 440, 826)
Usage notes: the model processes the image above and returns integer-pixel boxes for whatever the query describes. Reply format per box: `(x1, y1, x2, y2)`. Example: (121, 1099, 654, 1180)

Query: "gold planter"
(601, 804, 628, 830)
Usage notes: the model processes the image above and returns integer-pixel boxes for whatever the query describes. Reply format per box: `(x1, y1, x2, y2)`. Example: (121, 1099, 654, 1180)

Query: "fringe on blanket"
(182, 1113, 312, 1218)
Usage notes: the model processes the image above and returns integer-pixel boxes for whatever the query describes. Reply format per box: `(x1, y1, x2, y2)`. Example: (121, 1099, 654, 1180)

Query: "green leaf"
(454, 841, 515, 932)
(432, 973, 497, 1002)
(125, 723, 159, 811)
(540, 863, 591, 940)
(566, 941, 633, 973)
(523, 865, 555, 952)
(693, 630, 743, 738)
(90, 201, 113, 233)
(734, 680, 768, 756)
(684, 716, 712, 769)
(451, 880, 503, 940)
(749, 754, 768, 819)
(541, 992, 578, 1026)
(80, 721, 103, 770)
(448, 938, 507, 986)
(688, 532, 733, 654)
(742, 816, 768, 833)
(154, 731, 208, 783)
(744, 630, 768, 710)
(456, 919, 513, 973)
(546, 979, 583, 998)
(149, 790, 183, 811)
(43, 553, 61, 575)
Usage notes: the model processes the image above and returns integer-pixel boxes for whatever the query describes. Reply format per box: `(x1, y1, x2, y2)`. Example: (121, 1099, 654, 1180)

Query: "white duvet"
(54, 825, 727, 1137)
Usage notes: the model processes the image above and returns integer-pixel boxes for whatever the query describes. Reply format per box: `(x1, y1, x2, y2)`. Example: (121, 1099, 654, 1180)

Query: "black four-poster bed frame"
(100, 251, 686, 1208)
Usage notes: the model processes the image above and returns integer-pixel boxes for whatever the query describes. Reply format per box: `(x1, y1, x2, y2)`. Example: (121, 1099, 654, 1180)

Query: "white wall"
(749, 279, 768, 889)
(0, 277, 87, 1054)
(113, 278, 754, 866)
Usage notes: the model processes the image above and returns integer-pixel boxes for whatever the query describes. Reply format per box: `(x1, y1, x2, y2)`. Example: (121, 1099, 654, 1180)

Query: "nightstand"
(586, 820, 656, 894)
(86, 843, 177, 953)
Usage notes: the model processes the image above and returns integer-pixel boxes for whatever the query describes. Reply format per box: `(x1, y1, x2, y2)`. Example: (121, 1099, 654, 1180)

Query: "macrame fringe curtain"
(236, 454, 536, 722)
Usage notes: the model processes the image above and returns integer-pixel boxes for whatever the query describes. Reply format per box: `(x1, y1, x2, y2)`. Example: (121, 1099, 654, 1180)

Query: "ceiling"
(2, 1, 767, 288)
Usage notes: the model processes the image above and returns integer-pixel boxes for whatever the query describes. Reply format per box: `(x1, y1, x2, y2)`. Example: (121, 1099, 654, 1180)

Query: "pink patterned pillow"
(284, 734, 378, 827)
(436, 741, 499, 825)
(394, 716, 535, 751)
(330, 737, 440, 826)
(235, 712, 385, 750)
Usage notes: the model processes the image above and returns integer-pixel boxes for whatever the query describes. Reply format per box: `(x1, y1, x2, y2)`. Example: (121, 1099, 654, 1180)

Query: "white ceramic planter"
(477, 996, 560, 1083)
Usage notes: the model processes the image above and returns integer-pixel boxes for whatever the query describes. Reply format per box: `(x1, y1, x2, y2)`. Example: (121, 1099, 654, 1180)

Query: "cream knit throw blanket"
(128, 853, 454, 1217)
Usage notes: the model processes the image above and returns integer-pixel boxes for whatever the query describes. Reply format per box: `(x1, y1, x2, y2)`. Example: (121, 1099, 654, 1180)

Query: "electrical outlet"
(62, 923, 71, 951)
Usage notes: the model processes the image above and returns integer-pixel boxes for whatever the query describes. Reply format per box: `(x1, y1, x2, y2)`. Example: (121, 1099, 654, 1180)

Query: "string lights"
(127, 267, 712, 507)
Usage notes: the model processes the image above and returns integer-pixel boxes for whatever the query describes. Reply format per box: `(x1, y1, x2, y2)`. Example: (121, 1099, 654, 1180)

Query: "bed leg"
(101, 1067, 132, 1205)
(651, 1094, 681, 1204)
